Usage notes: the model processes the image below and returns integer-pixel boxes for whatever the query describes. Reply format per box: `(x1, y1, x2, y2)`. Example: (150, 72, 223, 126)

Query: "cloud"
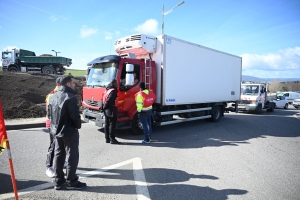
(241, 47, 300, 71)
(11, 0, 67, 20)
(104, 32, 112, 40)
(80, 26, 98, 38)
(3, 46, 18, 51)
(50, 16, 58, 22)
(133, 19, 158, 35)
(103, 31, 120, 40)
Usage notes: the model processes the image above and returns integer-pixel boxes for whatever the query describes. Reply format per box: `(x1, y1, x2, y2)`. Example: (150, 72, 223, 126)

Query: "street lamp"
(51, 50, 60, 56)
(162, 1, 185, 35)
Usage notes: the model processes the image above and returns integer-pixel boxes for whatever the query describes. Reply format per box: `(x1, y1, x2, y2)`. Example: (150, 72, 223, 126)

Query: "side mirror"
(125, 74, 134, 85)
(125, 64, 135, 85)
(126, 64, 134, 72)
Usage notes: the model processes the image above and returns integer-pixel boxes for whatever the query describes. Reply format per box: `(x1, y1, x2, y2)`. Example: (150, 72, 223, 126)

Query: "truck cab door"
(117, 60, 142, 112)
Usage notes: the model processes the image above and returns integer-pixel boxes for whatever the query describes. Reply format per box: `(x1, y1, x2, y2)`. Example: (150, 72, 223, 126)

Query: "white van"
(283, 92, 300, 104)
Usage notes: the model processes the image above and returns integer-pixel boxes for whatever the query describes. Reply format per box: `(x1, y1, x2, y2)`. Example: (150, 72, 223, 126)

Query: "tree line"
(269, 80, 300, 93)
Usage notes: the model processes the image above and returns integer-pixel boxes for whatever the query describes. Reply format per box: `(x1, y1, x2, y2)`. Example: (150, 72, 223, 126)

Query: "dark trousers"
(104, 114, 117, 139)
(54, 130, 79, 186)
(139, 110, 152, 141)
(46, 129, 55, 168)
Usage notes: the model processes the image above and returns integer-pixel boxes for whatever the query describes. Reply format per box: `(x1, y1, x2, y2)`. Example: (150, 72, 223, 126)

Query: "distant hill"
(242, 75, 300, 83)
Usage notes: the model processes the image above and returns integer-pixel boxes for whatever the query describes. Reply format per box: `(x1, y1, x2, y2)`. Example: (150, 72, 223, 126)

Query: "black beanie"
(139, 82, 146, 90)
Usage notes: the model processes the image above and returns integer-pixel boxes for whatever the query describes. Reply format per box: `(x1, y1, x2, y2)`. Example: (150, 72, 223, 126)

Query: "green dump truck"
(1, 49, 72, 74)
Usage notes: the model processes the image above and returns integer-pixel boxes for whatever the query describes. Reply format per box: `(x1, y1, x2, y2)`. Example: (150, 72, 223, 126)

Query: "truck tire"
(256, 104, 262, 114)
(42, 66, 55, 74)
(131, 113, 144, 135)
(284, 103, 288, 109)
(210, 105, 221, 122)
(270, 103, 275, 112)
(8, 65, 18, 72)
(267, 103, 273, 112)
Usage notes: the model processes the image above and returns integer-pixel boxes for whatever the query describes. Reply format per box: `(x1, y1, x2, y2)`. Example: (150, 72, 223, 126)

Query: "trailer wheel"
(210, 105, 221, 122)
(42, 66, 55, 74)
(131, 113, 144, 135)
(8, 66, 18, 72)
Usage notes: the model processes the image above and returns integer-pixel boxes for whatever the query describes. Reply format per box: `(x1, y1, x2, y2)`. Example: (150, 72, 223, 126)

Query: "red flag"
(0, 100, 8, 155)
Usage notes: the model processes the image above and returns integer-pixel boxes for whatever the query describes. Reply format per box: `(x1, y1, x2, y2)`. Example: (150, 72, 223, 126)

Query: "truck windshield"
(241, 85, 260, 95)
(2, 52, 12, 59)
(87, 62, 118, 87)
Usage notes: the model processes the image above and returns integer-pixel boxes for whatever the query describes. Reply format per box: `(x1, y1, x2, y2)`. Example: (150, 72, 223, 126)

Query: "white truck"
(82, 34, 242, 134)
(229, 83, 276, 114)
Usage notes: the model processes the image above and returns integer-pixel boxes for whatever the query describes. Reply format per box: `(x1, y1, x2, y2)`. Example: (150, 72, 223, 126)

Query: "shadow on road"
(0, 173, 48, 195)
(111, 109, 300, 149)
(75, 168, 247, 199)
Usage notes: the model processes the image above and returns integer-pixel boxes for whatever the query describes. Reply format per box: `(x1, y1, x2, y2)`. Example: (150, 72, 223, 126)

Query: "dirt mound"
(0, 72, 86, 119)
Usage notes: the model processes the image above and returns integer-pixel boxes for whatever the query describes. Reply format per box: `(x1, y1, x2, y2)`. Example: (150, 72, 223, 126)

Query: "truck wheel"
(256, 104, 262, 114)
(210, 105, 221, 122)
(8, 66, 18, 72)
(42, 66, 55, 74)
(267, 103, 274, 112)
(131, 113, 144, 135)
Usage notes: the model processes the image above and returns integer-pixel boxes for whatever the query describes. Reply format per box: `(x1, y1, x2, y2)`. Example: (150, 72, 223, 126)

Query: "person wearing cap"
(45, 77, 65, 178)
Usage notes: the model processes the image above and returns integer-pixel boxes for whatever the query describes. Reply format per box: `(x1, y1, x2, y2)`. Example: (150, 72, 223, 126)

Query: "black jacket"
(103, 83, 117, 118)
(48, 86, 81, 137)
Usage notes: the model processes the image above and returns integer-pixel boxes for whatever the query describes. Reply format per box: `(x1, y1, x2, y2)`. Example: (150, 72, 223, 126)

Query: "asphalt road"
(0, 107, 300, 200)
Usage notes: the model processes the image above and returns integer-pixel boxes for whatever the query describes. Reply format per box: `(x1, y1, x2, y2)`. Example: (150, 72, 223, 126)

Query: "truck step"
(155, 115, 211, 126)
(157, 107, 212, 116)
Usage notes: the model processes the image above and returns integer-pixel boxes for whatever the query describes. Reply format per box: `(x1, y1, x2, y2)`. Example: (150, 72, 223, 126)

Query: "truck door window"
(2, 52, 12, 59)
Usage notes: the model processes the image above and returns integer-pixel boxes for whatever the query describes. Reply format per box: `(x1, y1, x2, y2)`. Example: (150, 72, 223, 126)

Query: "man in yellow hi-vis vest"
(135, 82, 156, 143)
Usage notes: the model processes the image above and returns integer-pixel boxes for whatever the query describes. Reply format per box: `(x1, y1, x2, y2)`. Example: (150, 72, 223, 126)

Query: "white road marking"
(0, 157, 150, 200)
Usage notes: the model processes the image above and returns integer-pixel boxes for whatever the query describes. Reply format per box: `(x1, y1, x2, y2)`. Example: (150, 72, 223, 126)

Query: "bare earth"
(0, 72, 85, 119)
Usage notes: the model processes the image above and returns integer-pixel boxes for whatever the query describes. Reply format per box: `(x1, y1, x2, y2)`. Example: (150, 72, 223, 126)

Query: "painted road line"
(0, 157, 150, 200)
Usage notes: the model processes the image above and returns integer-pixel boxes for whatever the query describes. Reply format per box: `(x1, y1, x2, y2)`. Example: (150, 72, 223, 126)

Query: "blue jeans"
(139, 111, 152, 141)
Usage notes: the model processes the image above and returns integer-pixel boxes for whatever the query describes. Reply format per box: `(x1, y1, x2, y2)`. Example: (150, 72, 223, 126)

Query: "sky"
(0, 0, 300, 78)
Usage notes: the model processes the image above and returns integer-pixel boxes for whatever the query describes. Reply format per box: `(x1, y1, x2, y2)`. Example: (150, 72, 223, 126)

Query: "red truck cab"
(82, 54, 156, 133)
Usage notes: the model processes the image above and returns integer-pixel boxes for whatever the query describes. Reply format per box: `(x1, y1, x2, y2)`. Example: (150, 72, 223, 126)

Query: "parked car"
(273, 96, 289, 109)
(293, 98, 300, 109)
(283, 92, 300, 104)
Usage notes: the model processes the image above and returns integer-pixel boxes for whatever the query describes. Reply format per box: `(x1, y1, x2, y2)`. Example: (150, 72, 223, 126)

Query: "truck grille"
(85, 100, 100, 107)
(240, 100, 252, 104)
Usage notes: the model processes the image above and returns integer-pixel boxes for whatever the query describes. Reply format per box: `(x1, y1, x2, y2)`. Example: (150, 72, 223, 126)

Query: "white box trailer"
(151, 35, 242, 105)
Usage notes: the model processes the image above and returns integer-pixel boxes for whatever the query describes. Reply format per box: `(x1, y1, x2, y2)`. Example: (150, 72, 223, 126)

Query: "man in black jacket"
(103, 79, 121, 144)
(48, 75, 86, 190)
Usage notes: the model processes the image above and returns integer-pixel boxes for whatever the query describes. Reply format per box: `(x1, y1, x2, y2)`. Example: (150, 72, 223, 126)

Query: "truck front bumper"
(238, 104, 257, 111)
(82, 108, 105, 127)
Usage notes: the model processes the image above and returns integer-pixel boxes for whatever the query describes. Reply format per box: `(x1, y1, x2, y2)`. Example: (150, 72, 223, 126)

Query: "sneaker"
(54, 181, 66, 190)
(110, 138, 121, 144)
(63, 161, 68, 169)
(105, 138, 110, 143)
(141, 140, 150, 144)
(66, 181, 87, 190)
(46, 167, 55, 178)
